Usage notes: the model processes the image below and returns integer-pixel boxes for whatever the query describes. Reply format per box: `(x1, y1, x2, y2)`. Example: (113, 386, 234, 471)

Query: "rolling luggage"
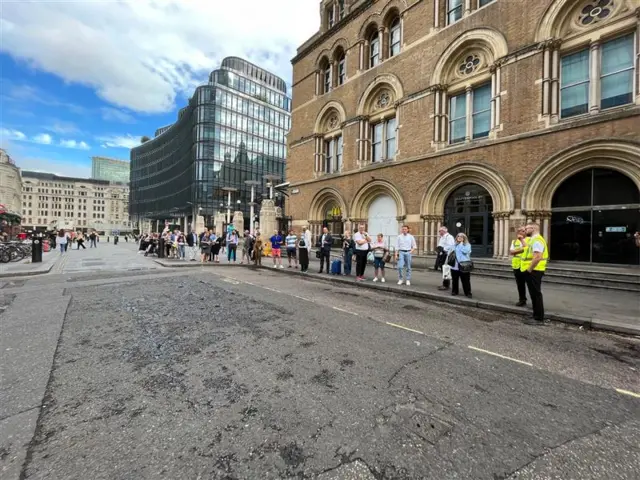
(330, 259, 342, 275)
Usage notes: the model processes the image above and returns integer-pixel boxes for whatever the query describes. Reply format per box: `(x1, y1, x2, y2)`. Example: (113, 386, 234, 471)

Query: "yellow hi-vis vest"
(520, 234, 548, 272)
(511, 239, 524, 270)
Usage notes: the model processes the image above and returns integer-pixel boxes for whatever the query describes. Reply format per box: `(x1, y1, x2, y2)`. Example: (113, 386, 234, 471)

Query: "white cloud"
(45, 120, 80, 135)
(59, 139, 90, 150)
(0, 128, 27, 141)
(101, 107, 137, 124)
(0, 0, 318, 113)
(33, 133, 53, 145)
(99, 134, 141, 149)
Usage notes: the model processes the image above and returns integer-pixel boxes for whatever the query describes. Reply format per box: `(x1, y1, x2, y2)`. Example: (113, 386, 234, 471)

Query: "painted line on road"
(616, 388, 640, 398)
(386, 322, 424, 335)
(468, 346, 533, 367)
(333, 306, 359, 316)
(293, 295, 313, 302)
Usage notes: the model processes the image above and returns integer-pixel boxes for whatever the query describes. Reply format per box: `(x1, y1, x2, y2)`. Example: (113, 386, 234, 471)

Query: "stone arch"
(534, 0, 633, 42)
(308, 187, 349, 221)
(358, 15, 381, 40)
(521, 139, 640, 212)
(350, 179, 406, 220)
(421, 162, 514, 215)
(430, 28, 509, 86)
(381, 1, 402, 27)
(329, 37, 350, 57)
(314, 101, 347, 133)
(315, 48, 332, 69)
(356, 73, 404, 116)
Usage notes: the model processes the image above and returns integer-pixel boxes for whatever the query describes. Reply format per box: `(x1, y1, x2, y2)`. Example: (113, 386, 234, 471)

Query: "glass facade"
(129, 57, 291, 227)
(91, 157, 130, 183)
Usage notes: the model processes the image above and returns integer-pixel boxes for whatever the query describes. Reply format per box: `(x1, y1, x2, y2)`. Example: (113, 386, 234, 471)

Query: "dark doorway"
(551, 168, 640, 265)
(444, 184, 494, 257)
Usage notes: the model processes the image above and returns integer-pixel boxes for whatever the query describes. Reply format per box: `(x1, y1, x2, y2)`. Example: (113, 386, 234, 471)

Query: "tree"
(140, 136, 150, 143)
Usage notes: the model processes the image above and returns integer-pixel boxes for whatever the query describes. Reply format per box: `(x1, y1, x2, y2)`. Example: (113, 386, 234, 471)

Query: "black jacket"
(319, 233, 333, 253)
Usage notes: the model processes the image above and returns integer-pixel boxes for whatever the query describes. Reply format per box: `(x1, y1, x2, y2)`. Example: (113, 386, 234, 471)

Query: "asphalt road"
(1, 258, 639, 479)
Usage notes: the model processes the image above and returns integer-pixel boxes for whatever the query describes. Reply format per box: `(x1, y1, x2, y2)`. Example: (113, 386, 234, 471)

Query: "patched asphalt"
(9, 270, 638, 480)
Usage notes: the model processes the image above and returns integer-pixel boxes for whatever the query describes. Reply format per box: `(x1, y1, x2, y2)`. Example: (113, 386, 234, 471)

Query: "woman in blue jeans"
(342, 231, 354, 276)
(450, 233, 472, 298)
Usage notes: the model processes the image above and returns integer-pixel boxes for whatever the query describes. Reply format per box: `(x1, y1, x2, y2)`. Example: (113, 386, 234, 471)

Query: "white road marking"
(616, 388, 640, 398)
(332, 306, 359, 316)
(293, 295, 313, 302)
(386, 322, 424, 335)
(468, 346, 533, 367)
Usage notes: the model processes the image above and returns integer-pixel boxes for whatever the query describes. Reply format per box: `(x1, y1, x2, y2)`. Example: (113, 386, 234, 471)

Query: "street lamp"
(245, 180, 260, 234)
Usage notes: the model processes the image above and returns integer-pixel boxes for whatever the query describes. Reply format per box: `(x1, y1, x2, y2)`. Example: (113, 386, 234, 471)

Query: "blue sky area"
(0, 0, 317, 178)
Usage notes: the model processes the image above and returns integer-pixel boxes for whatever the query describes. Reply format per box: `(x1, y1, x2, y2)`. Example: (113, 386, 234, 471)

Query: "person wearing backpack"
(298, 226, 311, 273)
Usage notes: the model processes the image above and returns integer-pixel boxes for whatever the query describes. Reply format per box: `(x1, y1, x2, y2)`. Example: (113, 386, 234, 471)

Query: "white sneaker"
(397, 280, 404, 285)
(381, 278, 386, 283)
(273, 264, 277, 268)
(406, 281, 411, 286)
(373, 277, 378, 282)
(280, 265, 284, 269)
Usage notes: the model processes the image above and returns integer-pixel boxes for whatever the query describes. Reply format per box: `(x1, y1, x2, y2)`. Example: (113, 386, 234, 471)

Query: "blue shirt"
(285, 235, 297, 249)
(270, 235, 283, 249)
(451, 243, 472, 270)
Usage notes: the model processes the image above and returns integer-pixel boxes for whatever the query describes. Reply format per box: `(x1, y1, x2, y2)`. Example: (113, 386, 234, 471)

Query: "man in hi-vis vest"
(520, 222, 549, 325)
(509, 226, 528, 307)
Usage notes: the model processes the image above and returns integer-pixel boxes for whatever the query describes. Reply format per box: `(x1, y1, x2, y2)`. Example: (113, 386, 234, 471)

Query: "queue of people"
(138, 221, 557, 326)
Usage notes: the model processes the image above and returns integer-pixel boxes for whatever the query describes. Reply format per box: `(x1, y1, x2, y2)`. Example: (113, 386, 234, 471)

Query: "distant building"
(129, 56, 291, 232)
(0, 149, 22, 215)
(21, 171, 131, 233)
(91, 156, 130, 183)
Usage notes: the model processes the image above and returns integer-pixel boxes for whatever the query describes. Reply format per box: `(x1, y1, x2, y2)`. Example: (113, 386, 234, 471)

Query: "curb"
(150, 259, 639, 337)
(0, 265, 53, 279)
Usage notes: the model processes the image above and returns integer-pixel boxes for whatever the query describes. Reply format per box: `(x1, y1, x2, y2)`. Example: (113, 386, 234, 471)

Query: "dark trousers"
(451, 270, 471, 296)
(77, 240, 86, 249)
(355, 250, 368, 277)
(299, 248, 309, 272)
(524, 270, 545, 320)
(343, 249, 353, 275)
(319, 250, 330, 272)
(513, 268, 527, 303)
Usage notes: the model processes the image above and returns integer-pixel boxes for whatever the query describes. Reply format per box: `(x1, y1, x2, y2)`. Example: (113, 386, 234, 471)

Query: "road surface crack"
(387, 344, 450, 388)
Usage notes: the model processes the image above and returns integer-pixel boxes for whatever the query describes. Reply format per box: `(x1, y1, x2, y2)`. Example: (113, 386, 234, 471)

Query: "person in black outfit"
(318, 227, 333, 273)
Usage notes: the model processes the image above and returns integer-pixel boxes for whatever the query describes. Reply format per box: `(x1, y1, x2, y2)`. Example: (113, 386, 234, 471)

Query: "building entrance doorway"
(550, 168, 639, 265)
(322, 205, 344, 237)
(444, 184, 494, 257)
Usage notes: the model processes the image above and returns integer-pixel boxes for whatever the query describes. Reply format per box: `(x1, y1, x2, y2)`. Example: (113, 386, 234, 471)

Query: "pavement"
(0, 243, 638, 479)
(0, 250, 59, 278)
(152, 250, 640, 336)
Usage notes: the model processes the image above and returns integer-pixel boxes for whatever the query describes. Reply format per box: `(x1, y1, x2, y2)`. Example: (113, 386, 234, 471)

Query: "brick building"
(286, 0, 640, 265)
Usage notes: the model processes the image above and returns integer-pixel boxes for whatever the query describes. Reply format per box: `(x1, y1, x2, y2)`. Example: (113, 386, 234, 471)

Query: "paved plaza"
(1, 243, 638, 479)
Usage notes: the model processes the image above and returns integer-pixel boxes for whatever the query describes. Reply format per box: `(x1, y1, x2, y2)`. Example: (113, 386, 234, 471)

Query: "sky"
(0, 0, 318, 178)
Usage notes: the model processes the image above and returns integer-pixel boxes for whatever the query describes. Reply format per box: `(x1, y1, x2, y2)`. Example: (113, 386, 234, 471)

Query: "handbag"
(447, 250, 457, 267)
(383, 253, 391, 263)
(315, 250, 321, 259)
(459, 261, 474, 273)
(299, 238, 306, 247)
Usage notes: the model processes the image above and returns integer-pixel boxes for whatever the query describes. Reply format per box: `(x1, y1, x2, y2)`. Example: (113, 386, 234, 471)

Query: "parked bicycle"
(0, 241, 32, 263)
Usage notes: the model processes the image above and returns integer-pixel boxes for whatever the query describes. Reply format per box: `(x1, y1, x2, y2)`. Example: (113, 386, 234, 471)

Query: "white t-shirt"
(57, 235, 68, 244)
(353, 232, 370, 251)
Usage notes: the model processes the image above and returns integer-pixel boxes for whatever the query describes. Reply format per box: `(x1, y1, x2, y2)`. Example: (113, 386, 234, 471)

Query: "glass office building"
(91, 156, 130, 183)
(129, 57, 291, 229)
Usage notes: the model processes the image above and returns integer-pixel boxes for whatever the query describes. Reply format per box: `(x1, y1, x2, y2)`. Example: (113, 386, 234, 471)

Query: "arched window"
(318, 57, 331, 95)
(430, 29, 507, 147)
(538, 0, 637, 123)
(334, 48, 346, 86)
(389, 17, 401, 57)
(314, 105, 345, 175)
(369, 30, 380, 68)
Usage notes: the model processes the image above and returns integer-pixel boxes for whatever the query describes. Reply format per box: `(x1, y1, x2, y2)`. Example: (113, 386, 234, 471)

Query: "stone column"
(315, 70, 321, 96)
(493, 215, 503, 258)
(589, 41, 601, 114)
(440, 90, 448, 146)
(550, 41, 561, 122)
(434, 0, 440, 29)
(359, 41, 366, 71)
(232, 211, 244, 234)
(493, 65, 501, 128)
(465, 86, 473, 142)
(502, 214, 511, 259)
(379, 26, 387, 62)
(259, 199, 277, 239)
(464, 0, 472, 16)
(214, 213, 225, 236)
(542, 45, 551, 116)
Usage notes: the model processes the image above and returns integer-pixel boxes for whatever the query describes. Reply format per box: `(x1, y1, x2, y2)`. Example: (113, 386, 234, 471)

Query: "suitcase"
(330, 259, 342, 275)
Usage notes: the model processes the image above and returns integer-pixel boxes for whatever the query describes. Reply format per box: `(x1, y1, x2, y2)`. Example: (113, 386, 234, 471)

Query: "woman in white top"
(353, 224, 372, 281)
(57, 229, 68, 254)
